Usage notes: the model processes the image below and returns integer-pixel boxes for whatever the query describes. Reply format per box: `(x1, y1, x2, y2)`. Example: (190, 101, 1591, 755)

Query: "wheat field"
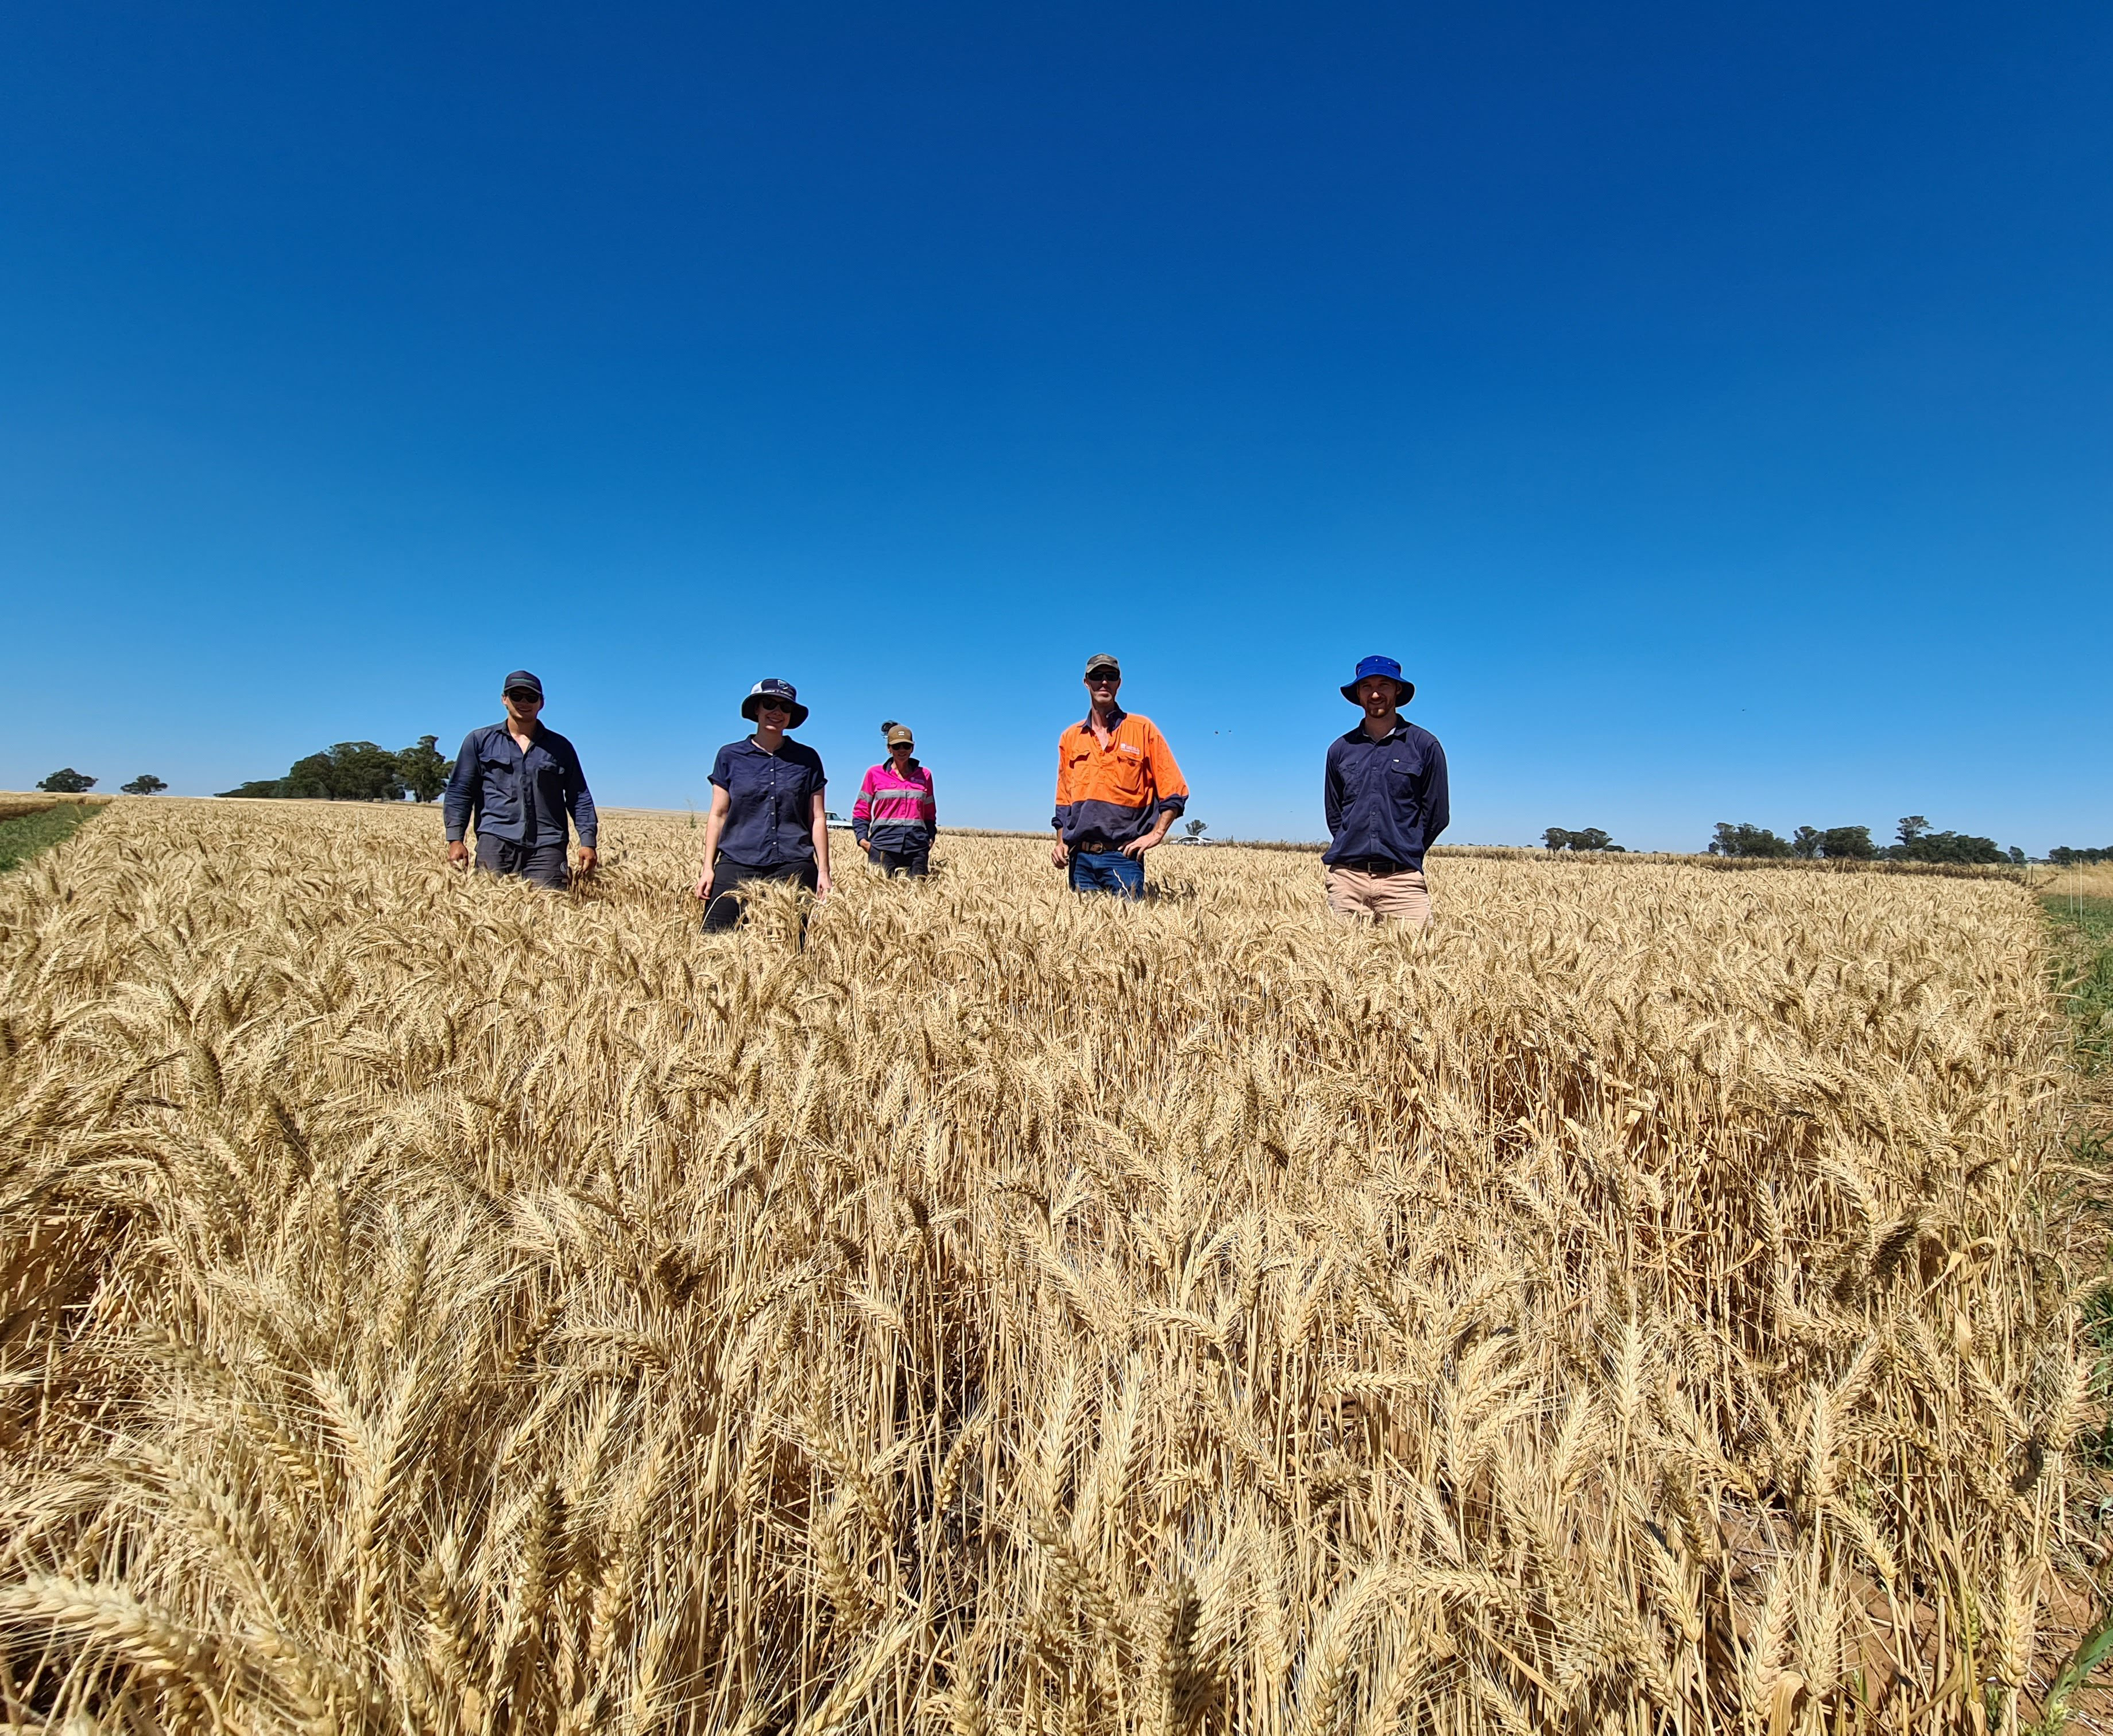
(1, 799, 2104, 1734)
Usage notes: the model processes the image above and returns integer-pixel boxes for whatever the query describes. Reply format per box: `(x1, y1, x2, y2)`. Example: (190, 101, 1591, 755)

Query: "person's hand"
(815, 871, 832, 902)
(1124, 830, 1167, 859)
(575, 846, 597, 876)
(1050, 840, 1069, 869)
(693, 871, 713, 902)
(448, 840, 469, 869)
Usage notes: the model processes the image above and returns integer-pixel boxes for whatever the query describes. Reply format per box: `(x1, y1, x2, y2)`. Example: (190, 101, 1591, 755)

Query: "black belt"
(1336, 856, 1412, 877)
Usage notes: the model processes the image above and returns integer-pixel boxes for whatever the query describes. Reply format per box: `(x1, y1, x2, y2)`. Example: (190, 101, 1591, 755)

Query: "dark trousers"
(703, 857, 819, 932)
(475, 832, 570, 889)
(868, 843, 930, 879)
(1067, 849, 1144, 899)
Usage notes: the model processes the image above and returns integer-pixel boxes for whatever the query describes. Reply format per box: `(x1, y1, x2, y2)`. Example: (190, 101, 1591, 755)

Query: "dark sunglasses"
(1086, 672, 1120, 683)
(505, 690, 543, 703)
(756, 700, 793, 712)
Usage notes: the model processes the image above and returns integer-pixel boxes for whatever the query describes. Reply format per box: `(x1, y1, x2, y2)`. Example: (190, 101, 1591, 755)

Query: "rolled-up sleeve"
(1145, 722, 1187, 820)
(1051, 733, 1073, 833)
(442, 731, 481, 842)
(563, 741, 598, 847)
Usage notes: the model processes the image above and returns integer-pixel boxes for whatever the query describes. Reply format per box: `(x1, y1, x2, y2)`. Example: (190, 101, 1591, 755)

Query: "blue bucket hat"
(742, 677, 810, 728)
(1341, 654, 1414, 705)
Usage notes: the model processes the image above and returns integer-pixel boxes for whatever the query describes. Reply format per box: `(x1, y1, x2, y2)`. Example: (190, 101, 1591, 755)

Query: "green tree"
(280, 742, 406, 802)
(1709, 822, 1794, 858)
(36, 769, 96, 793)
(215, 780, 288, 799)
(1544, 827, 1617, 851)
(1894, 828, 2004, 865)
(1184, 817, 1209, 839)
(1880, 816, 2002, 864)
(119, 775, 168, 795)
(396, 735, 451, 803)
(1818, 826, 1877, 860)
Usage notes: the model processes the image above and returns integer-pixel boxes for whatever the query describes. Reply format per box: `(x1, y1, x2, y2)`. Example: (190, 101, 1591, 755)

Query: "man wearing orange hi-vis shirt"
(1050, 653, 1188, 898)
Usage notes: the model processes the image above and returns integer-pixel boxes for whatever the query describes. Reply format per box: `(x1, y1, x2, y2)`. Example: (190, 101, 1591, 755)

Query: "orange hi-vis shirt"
(1051, 708, 1188, 852)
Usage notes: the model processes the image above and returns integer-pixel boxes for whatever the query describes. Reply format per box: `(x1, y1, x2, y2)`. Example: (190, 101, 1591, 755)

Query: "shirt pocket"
(1101, 744, 1150, 804)
(1381, 752, 1422, 813)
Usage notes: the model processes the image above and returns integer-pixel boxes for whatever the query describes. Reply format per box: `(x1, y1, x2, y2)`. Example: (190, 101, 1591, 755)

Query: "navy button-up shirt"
(711, 736, 827, 868)
(443, 722, 597, 847)
(1322, 718, 1449, 870)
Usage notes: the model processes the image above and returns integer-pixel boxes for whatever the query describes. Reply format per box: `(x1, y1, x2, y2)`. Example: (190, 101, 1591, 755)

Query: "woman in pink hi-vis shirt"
(851, 721, 938, 878)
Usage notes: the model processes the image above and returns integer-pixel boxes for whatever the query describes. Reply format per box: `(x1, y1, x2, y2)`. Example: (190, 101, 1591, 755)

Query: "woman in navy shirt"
(694, 679, 832, 932)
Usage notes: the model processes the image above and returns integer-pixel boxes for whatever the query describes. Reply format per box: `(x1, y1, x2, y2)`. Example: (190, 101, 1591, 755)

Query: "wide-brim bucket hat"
(742, 677, 810, 728)
(1341, 654, 1414, 705)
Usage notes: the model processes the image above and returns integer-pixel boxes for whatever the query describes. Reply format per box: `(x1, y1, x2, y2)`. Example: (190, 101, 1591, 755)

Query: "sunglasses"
(1086, 672, 1120, 684)
(757, 700, 793, 713)
(505, 691, 543, 703)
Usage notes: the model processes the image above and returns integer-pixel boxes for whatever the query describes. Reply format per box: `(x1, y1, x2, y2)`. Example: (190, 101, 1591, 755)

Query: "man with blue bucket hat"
(1322, 655, 1449, 925)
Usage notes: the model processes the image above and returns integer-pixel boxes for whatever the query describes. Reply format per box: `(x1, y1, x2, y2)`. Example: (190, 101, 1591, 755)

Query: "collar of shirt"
(1077, 706, 1129, 738)
(1342, 717, 1410, 745)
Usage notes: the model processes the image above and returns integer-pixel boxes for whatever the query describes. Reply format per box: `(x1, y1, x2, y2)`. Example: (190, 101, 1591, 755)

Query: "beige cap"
(883, 721, 915, 747)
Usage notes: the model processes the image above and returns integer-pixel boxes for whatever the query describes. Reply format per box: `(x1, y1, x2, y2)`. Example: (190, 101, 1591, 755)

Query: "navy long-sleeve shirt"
(1322, 718, 1449, 870)
(443, 722, 598, 848)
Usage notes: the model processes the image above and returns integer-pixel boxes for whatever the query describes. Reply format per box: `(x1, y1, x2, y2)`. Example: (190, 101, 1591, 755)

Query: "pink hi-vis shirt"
(850, 760, 936, 851)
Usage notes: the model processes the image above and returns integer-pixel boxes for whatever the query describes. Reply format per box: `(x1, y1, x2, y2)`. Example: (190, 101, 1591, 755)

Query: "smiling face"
(889, 739, 915, 768)
(754, 698, 793, 738)
(502, 689, 544, 727)
(1354, 675, 1403, 721)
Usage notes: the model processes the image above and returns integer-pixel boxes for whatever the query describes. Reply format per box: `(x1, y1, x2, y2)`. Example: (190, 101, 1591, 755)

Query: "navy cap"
(502, 670, 544, 699)
(1341, 655, 1414, 705)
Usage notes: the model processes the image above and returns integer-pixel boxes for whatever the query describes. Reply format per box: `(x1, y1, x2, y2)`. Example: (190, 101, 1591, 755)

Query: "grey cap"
(502, 669, 544, 698)
(1083, 653, 1121, 677)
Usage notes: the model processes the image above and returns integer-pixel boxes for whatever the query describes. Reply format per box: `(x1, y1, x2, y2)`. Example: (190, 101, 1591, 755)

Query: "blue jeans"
(1067, 850, 1144, 899)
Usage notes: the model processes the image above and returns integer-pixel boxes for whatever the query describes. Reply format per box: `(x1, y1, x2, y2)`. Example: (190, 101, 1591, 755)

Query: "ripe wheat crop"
(1, 800, 2104, 1734)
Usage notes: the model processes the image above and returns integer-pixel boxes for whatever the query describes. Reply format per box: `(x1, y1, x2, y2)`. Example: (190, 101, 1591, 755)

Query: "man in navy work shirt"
(443, 670, 598, 890)
(693, 677, 833, 933)
(1322, 654, 1449, 925)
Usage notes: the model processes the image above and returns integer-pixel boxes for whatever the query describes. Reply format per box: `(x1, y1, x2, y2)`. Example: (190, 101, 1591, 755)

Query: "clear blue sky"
(3, 2, 2108, 851)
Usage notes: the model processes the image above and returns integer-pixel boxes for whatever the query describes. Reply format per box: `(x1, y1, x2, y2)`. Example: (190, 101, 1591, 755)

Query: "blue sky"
(3, 2, 2108, 851)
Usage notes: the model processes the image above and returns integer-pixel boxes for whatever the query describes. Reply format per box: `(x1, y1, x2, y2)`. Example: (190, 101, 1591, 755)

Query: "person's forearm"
(701, 813, 725, 867)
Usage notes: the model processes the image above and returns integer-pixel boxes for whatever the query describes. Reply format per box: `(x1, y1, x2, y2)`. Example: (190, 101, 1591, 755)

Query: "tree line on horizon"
(1707, 816, 2022, 865)
(216, 738, 452, 803)
(1541, 816, 2037, 863)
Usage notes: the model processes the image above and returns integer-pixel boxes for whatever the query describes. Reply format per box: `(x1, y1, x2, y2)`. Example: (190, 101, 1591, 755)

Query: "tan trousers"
(1325, 865, 1430, 926)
